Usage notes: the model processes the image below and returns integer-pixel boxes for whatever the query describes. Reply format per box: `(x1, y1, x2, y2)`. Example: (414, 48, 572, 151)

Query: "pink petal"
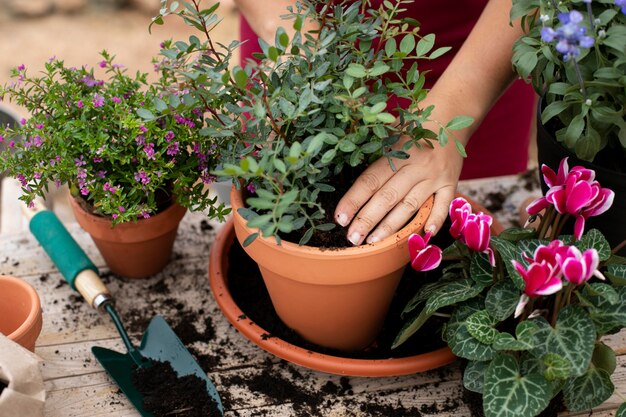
(535, 275, 563, 296)
(514, 294, 529, 318)
(556, 158, 570, 184)
(570, 165, 595, 182)
(526, 197, 550, 215)
(411, 245, 443, 272)
(573, 215, 585, 240)
(565, 178, 592, 214)
(548, 188, 568, 214)
(542, 164, 559, 188)
(583, 189, 614, 218)
(487, 247, 495, 267)
(562, 258, 585, 285)
(408, 233, 426, 255)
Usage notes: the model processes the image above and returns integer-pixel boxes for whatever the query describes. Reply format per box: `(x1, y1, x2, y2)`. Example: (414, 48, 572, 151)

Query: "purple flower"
(17, 64, 25, 71)
(119, 206, 125, 213)
(617, 0, 626, 14)
(35, 123, 44, 130)
(139, 124, 148, 133)
(79, 76, 98, 87)
(99, 60, 107, 68)
(246, 182, 256, 194)
(92, 93, 105, 108)
(112, 214, 119, 220)
(74, 156, 86, 167)
(16, 174, 28, 186)
(8, 140, 15, 148)
(111, 97, 121, 103)
(0, 135, 4, 143)
(20, 118, 26, 125)
(408, 232, 442, 272)
(77, 100, 84, 108)
(144, 143, 156, 159)
(134, 170, 150, 185)
(167, 142, 180, 156)
(103, 182, 117, 193)
(135, 135, 146, 146)
(165, 131, 175, 142)
(33, 135, 43, 147)
(93, 157, 103, 163)
(542, 10, 595, 61)
(96, 170, 107, 178)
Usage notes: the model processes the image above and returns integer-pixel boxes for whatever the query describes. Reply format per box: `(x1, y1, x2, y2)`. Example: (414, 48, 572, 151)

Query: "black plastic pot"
(536, 107, 626, 256)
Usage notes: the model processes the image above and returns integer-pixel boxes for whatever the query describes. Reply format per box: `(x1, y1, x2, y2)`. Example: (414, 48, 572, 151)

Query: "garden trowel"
(23, 201, 223, 416)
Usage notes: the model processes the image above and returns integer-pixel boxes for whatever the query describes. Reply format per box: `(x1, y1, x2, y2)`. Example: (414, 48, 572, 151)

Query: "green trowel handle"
(29, 209, 110, 308)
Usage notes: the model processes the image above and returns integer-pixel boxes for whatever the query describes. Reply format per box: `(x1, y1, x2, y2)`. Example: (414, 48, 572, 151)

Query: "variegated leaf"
(463, 360, 488, 393)
(493, 321, 538, 351)
(563, 367, 614, 412)
(466, 310, 498, 344)
(485, 279, 520, 321)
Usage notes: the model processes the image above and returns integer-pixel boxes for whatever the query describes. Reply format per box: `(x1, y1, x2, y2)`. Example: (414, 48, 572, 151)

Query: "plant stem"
(573, 60, 587, 98)
(612, 239, 626, 255)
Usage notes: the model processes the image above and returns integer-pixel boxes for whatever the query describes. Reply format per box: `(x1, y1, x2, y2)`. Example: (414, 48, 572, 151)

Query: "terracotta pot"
(209, 219, 458, 376)
(229, 186, 434, 351)
(0, 276, 43, 352)
(69, 197, 187, 278)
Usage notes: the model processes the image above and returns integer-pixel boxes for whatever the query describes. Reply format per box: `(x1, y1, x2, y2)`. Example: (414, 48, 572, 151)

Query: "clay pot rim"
(230, 186, 434, 259)
(209, 220, 457, 377)
(0, 275, 42, 343)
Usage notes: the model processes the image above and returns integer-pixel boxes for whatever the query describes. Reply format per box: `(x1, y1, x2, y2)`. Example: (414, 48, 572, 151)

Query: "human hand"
(334, 134, 464, 246)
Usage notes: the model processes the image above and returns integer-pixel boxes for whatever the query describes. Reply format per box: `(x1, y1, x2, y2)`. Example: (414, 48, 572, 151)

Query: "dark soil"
(131, 359, 221, 417)
(227, 229, 453, 359)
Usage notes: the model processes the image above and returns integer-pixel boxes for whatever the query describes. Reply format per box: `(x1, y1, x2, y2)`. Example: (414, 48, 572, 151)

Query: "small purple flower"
(93, 157, 103, 163)
(92, 93, 105, 108)
(134, 170, 150, 185)
(167, 142, 180, 156)
(96, 170, 107, 178)
(139, 124, 148, 133)
(16, 174, 28, 186)
(35, 123, 44, 130)
(246, 182, 256, 194)
(542, 10, 595, 61)
(80, 187, 89, 196)
(74, 156, 86, 167)
(103, 182, 117, 193)
(98, 60, 107, 68)
(33, 135, 43, 147)
(135, 135, 146, 146)
(112, 214, 119, 220)
(79, 76, 98, 87)
(164, 131, 175, 142)
(111, 97, 121, 103)
(617, 0, 626, 14)
(112, 64, 124, 69)
(34, 172, 42, 179)
(77, 100, 84, 108)
(119, 206, 125, 213)
(144, 143, 156, 160)
(20, 118, 26, 125)
(0, 135, 4, 143)
(8, 140, 15, 148)
(17, 64, 25, 71)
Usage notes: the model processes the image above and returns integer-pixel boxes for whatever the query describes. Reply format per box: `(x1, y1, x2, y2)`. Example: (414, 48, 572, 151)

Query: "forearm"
(423, 0, 525, 145)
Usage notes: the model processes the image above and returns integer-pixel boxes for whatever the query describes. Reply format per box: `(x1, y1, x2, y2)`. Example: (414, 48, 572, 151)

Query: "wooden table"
(1, 172, 624, 417)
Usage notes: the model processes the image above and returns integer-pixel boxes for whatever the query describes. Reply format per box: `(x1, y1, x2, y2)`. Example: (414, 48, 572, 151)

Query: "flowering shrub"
(154, 0, 471, 244)
(0, 51, 230, 223)
(511, 0, 626, 165)
(395, 158, 626, 416)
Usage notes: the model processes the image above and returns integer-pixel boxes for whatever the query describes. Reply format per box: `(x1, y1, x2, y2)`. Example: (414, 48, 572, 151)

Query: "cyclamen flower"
(526, 157, 614, 239)
(561, 246, 605, 285)
(541, 11, 595, 60)
(408, 232, 442, 272)
(449, 197, 495, 265)
(513, 260, 563, 317)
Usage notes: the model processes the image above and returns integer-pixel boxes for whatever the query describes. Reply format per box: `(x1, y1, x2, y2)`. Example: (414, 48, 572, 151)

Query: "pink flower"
(514, 261, 563, 297)
(408, 232, 442, 272)
(448, 197, 494, 265)
(561, 246, 605, 285)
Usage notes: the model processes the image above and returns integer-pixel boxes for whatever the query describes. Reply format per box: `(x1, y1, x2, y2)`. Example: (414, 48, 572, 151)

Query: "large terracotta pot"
(230, 186, 434, 351)
(536, 106, 626, 255)
(0, 276, 43, 352)
(69, 197, 187, 278)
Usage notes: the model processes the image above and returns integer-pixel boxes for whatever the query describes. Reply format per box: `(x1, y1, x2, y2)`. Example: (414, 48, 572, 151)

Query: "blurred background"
(0, 0, 240, 232)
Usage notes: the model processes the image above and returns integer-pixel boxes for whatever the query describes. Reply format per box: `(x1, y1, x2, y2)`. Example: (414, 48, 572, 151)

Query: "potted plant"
(153, 0, 471, 351)
(511, 0, 626, 253)
(394, 157, 626, 416)
(0, 51, 230, 278)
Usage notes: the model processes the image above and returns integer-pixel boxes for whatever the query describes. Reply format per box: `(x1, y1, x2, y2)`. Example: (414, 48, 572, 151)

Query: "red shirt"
(239, 0, 535, 179)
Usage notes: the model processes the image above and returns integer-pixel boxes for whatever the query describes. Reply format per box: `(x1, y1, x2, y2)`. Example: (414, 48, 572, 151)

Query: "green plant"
(156, 0, 471, 245)
(511, 0, 626, 165)
(395, 157, 626, 417)
(0, 50, 230, 223)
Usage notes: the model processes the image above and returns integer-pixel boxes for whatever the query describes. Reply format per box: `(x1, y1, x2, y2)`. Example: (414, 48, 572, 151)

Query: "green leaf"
(563, 367, 614, 412)
(445, 301, 496, 361)
(446, 115, 474, 130)
(586, 285, 626, 334)
(429, 46, 451, 60)
(576, 229, 611, 262)
(247, 214, 273, 229)
(607, 265, 626, 286)
(543, 353, 571, 380)
(399, 34, 416, 55)
(491, 237, 525, 289)
(463, 360, 488, 394)
(233, 67, 248, 88)
(498, 228, 536, 242)
(384, 38, 396, 57)
(376, 112, 396, 123)
(346, 64, 367, 78)
(242, 232, 259, 247)
(493, 321, 538, 351)
(564, 114, 585, 149)
(592, 342, 616, 375)
(485, 279, 519, 321)
(585, 283, 618, 305)
(617, 403, 626, 417)
(136, 108, 155, 120)
(466, 310, 498, 344)
(415, 33, 435, 56)
(470, 252, 494, 287)
(483, 354, 551, 417)
(541, 101, 570, 124)
(532, 305, 596, 377)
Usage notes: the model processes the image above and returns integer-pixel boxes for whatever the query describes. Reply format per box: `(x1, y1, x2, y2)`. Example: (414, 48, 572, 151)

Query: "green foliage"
(511, 0, 626, 164)
(0, 48, 230, 223)
(396, 219, 623, 416)
(160, 0, 468, 243)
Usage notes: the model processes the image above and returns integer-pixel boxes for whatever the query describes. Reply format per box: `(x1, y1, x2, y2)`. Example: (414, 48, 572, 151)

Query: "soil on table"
(227, 229, 453, 359)
(131, 359, 221, 417)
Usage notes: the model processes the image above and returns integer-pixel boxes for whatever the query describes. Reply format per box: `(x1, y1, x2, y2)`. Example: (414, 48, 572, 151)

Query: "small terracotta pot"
(230, 186, 434, 351)
(0, 276, 43, 352)
(69, 197, 187, 278)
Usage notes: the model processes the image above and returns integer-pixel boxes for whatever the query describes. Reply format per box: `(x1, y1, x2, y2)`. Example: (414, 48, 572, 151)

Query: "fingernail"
(348, 232, 361, 246)
(426, 224, 436, 234)
(366, 235, 380, 244)
(337, 212, 348, 227)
